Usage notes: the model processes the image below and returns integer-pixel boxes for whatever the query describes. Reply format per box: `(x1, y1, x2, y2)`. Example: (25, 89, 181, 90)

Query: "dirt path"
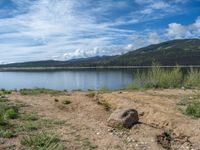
(8, 89, 200, 150)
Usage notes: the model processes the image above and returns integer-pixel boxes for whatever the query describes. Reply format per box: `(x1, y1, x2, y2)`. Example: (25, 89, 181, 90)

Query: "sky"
(0, 0, 200, 64)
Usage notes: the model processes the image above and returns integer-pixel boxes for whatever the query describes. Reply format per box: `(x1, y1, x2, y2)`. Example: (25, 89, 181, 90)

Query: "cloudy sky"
(0, 0, 200, 64)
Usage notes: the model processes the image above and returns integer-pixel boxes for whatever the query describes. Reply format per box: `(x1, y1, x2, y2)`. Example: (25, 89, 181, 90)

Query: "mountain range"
(1, 39, 200, 68)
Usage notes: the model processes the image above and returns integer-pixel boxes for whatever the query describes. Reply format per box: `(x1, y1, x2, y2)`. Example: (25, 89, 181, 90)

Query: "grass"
(86, 92, 96, 98)
(99, 87, 110, 93)
(21, 132, 64, 150)
(20, 113, 39, 121)
(185, 102, 200, 118)
(0, 130, 16, 138)
(97, 100, 112, 111)
(184, 68, 200, 89)
(0, 89, 12, 95)
(62, 100, 71, 105)
(127, 64, 200, 90)
(136, 65, 183, 89)
(20, 88, 65, 95)
(178, 92, 200, 118)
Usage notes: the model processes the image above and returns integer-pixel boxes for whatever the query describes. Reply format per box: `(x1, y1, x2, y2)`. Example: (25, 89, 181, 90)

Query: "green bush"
(21, 133, 64, 150)
(4, 108, 18, 119)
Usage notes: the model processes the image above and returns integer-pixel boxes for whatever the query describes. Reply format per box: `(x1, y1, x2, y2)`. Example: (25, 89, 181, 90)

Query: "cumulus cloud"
(166, 17, 200, 39)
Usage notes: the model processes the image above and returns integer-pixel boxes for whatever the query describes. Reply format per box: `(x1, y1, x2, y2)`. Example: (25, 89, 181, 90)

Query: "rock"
(107, 109, 139, 129)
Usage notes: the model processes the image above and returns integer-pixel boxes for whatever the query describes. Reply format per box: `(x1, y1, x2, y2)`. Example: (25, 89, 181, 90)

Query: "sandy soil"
(6, 89, 200, 150)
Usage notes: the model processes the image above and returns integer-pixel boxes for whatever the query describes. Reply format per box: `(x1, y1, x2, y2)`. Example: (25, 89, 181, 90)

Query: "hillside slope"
(108, 39, 200, 66)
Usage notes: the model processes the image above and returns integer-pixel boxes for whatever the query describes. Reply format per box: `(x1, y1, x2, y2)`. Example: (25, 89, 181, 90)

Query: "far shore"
(1, 65, 200, 71)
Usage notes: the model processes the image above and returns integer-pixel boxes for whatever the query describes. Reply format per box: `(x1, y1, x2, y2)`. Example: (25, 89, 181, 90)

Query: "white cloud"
(166, 17, 200, 39)
(148, 32, 161, 44)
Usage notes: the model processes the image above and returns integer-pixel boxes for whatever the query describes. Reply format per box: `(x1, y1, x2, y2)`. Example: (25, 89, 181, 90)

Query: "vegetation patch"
(62, 100, 71, 105)
(127, 64, 200, 90)
(184, 68, 200, 89)
(20, 88, 65, 96)
(97, 100, 112, 111)
(178, 92, 200, 118)
(21, 132, 64, 150)
(156, 131, 172, 150)
(135, 64, 183, 89)
(86, 92, 96, 98)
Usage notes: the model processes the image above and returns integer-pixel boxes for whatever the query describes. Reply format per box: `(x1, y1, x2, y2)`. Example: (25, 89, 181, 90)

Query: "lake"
(0, 69, 135, 91)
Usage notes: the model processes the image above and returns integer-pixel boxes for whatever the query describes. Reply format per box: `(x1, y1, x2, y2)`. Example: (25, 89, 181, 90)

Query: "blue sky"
(0, 0, 200, 64)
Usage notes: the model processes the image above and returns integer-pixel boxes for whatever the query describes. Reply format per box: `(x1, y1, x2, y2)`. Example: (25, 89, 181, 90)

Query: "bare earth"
(6, 89, 200, 150)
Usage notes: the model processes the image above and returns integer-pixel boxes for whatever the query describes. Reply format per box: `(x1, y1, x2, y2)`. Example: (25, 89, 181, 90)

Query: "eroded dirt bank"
(2, 89, 200, 150)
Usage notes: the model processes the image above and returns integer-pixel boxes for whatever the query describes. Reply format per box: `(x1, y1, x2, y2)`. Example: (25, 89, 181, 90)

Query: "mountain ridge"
(1, 39, 200, 68)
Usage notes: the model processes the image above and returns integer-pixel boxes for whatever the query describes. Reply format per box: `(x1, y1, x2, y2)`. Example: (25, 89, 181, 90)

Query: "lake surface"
(0, 69, 134, 91)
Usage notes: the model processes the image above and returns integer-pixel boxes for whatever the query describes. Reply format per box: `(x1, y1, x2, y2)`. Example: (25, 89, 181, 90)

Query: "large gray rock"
(108, 109, 139, 129)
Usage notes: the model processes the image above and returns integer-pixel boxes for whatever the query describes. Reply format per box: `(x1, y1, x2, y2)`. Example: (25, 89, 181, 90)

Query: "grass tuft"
(21, 132, 64, 150)
(184, 68, 200, 89)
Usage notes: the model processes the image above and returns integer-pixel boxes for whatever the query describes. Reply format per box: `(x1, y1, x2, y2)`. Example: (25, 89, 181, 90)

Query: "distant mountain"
(1, 39, 200, 68)
(108, 39, 200, 66)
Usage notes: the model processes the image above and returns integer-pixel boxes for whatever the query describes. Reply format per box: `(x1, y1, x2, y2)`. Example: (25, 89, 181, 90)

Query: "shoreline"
(1, 65, 200, 71)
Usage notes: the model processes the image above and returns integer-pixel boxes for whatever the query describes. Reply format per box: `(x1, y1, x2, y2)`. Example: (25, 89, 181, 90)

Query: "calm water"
(0, 69, 134, 91)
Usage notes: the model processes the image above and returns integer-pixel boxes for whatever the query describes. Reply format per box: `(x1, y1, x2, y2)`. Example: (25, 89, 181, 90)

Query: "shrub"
(21, 133, 64, 150)
(4, 108, 18, 119)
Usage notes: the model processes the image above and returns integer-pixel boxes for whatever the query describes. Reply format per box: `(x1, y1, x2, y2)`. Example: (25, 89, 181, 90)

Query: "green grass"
(21, 132, 64, 150)
(0, 130, 16, 138)
(128, 65, 200, 90)
(184, 68, 200, 89)
(20, 113, 39, 121)
(136, 65, 183, 89)
(62, 100, 71, 105)
(178, 92, 200, 118)
(86, 92, 96, 98)
(20, 88, 65, 95)
(185, 102, 200, 118)
(0, 89, 12, 95)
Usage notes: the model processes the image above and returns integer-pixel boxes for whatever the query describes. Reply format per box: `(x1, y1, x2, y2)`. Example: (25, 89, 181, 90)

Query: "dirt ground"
(5, 89, 200, 150)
